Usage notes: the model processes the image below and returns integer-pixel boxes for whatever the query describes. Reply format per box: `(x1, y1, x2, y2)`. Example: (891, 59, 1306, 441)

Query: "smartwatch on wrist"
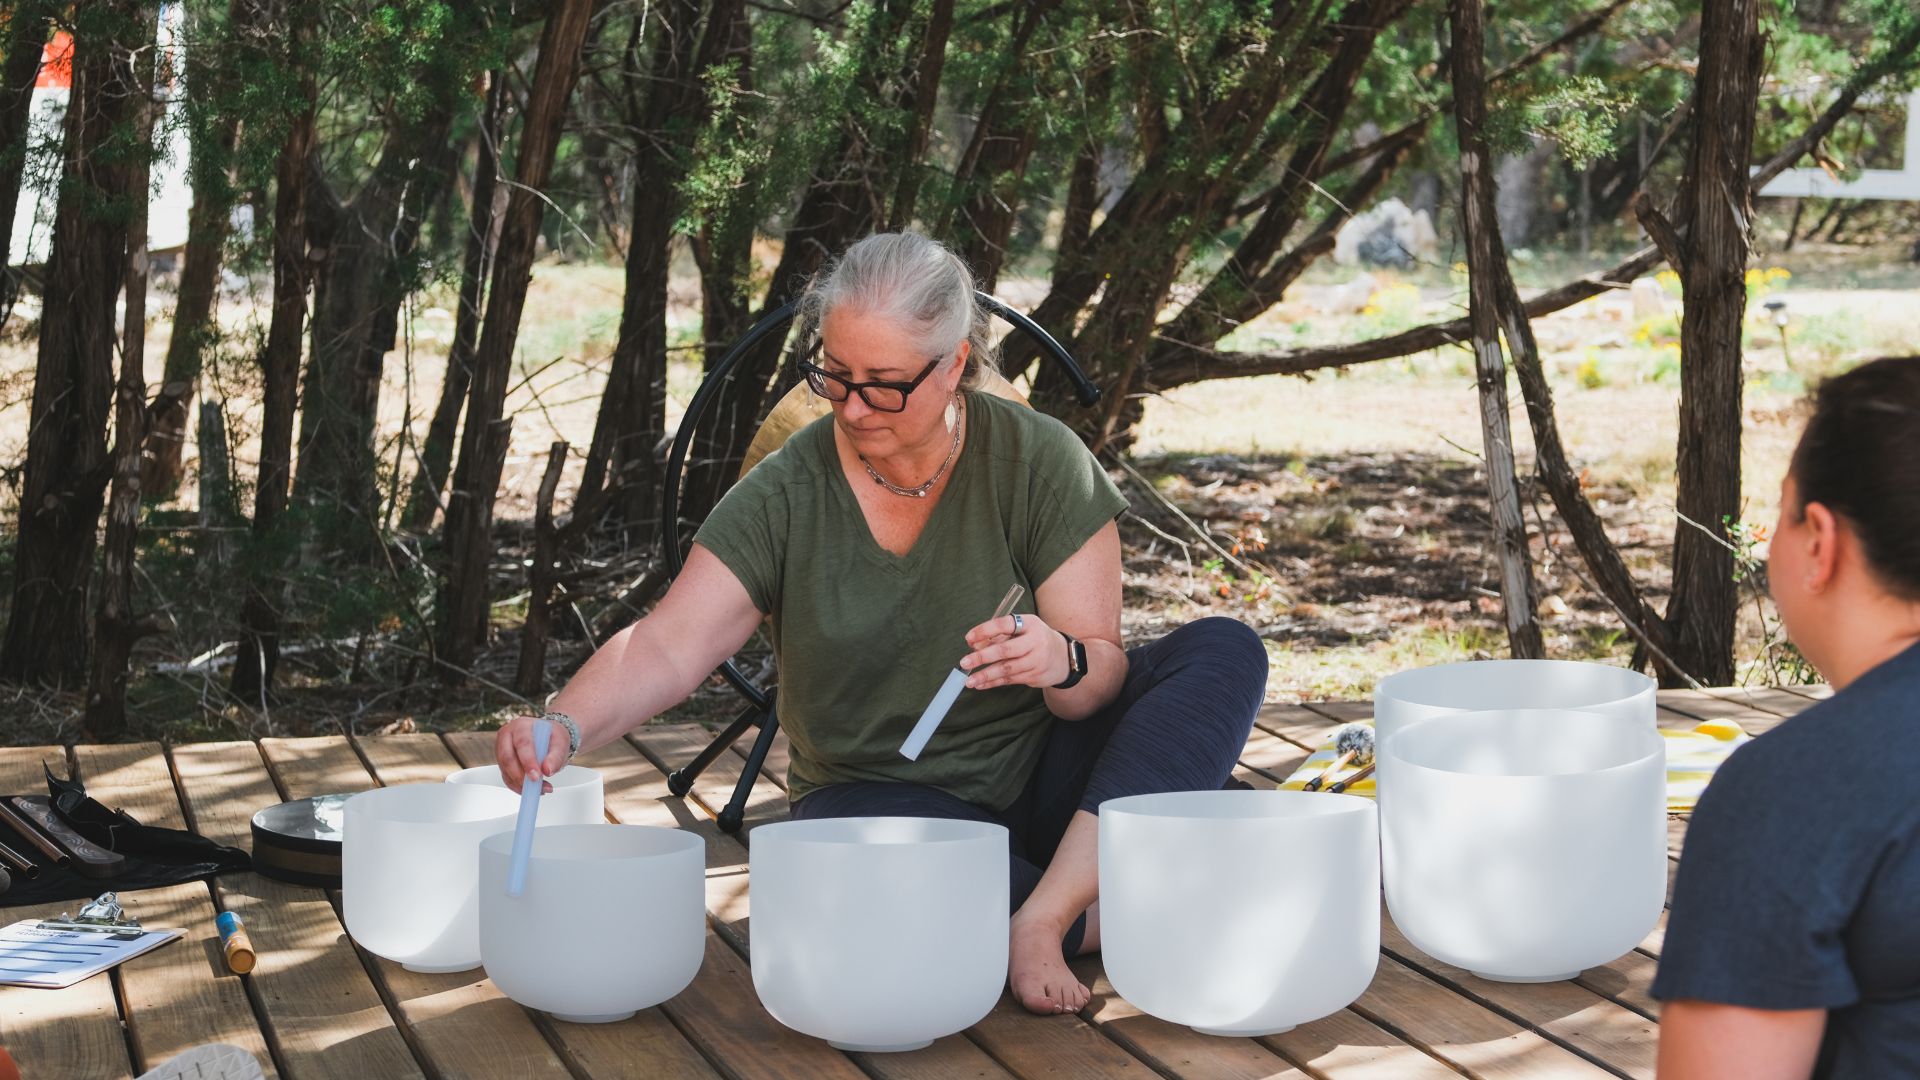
(1052, 632, 1088, 690)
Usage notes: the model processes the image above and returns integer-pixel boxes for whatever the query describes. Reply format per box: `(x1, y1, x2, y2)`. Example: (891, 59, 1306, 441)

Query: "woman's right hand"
(496, 715, 571, 794)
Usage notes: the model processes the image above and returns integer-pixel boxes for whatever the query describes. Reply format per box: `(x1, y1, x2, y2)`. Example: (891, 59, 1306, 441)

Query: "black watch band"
(1052, 632, 1087, 689)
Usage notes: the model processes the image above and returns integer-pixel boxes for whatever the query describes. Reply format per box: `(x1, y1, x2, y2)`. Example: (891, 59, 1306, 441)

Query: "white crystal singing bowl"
(446, 763, 606, 826)
(343, 783, 522, 972)
(1379, 708, 1667, 982)
(1373, 659, 1655, 750)
(480, 824, 705, 1022)
(750, 817, 1009, 1052)
(1100, 790, 1380, 1037)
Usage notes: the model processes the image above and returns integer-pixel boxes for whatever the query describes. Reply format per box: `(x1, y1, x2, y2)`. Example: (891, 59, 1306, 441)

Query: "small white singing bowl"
(479, 824, 705, 1022)
(750, 817, 1009, 1052)
(446, 763, 606, 826)
(1379, 708, 1667, 982)
(343, 783, 522, 972)
(1374, 659, 1655, 750)
(1100, 790, 1380, 1037)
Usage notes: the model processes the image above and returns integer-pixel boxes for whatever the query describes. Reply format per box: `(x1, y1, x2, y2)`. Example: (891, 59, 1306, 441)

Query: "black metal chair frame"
(661, 292, 1102, 832)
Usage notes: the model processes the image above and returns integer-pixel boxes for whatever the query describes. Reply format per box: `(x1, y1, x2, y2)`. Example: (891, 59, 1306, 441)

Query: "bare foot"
(1008, 909, 1089, 1015)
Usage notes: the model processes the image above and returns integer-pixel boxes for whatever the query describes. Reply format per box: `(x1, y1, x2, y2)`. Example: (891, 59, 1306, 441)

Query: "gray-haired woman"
(497, 231, 1268, 1015)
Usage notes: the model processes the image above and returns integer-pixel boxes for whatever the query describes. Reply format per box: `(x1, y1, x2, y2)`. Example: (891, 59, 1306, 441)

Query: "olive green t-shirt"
(692, 391, 1128, 811)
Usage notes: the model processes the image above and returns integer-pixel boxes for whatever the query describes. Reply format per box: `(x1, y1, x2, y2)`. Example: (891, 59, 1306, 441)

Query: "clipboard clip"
(39, 892, 145, 936)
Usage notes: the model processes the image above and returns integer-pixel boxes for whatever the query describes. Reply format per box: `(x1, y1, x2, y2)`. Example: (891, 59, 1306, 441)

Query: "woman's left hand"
(959, 611, 1069, 690)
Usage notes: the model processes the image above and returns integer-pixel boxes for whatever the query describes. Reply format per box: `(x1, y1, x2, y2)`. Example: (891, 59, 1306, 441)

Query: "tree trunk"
(231, 20, 317, 705)
(438, 0, 596, 676)
(938, 0, 1063, 286)
(293, 102, 457, 555)
(196, 401, 237, 566)
(142, 0, 252, 501)
(0, 0, 51, 307)
(405, 70, 510, 530)
(883, 0, 956, 232)
(516, 441, 568, 695)
(86, 33, 161, 738)
(0, 1, 153, 687)
(584, 0, 718, 539)
(1663, 0, 1764, 687)
(1450, 0, 1544, 659)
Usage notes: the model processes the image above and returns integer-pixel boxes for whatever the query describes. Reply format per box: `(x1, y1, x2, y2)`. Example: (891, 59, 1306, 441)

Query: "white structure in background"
(1757, 88, 1920, 201)
(7, 2, 193, 266)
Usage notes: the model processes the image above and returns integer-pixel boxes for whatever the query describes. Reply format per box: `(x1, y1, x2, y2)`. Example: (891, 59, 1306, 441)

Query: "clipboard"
(0, 893, 183, 988)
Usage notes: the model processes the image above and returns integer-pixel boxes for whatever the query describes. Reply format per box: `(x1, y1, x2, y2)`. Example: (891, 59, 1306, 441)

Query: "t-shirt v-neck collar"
(821, 396, 976, 570)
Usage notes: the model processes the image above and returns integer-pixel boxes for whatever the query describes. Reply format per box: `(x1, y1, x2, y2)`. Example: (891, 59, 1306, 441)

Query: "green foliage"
(1484, 76, 1633, 168)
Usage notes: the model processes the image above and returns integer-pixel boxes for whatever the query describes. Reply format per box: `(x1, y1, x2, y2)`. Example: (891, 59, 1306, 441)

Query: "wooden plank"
(1654, 691, 1787, 735)
(262, 736, 570, 1079)
(725, 725, 793, 787)
(258, 738, 378, 802)
(69, 745, 277, 1077)
(1379, 917, 1657, 1078)
(1255, 705, 1341, 753)
(630, 724, 789, 833)
(1300, 702, 1374, 724)
(1263, 999, 1468, 1080)
(1068, 955, 1312, 1079)
(1351, 958, 1613, 1079)
(0, 746, 135, 1080)
(1703, 687, 1820, 718)
(1239, 727, 1310, 785)
(1576, 952, 1659, 1021)
(353, 734, 467, 787)
(172, 741, 425, 1080)
(1778, 684, 1832, 702)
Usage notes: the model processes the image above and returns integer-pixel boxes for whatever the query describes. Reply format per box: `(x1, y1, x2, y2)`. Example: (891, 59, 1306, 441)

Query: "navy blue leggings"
(788, 616, 1268, 955)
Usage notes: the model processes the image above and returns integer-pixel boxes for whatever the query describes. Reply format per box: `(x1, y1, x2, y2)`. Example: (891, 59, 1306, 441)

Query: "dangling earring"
(945, 391, 960, 432)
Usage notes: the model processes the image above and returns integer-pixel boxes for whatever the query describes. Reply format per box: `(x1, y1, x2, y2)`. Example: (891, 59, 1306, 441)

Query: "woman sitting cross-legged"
(1655, 355, 1920, 1079)
(495, 230, 1269, 1016)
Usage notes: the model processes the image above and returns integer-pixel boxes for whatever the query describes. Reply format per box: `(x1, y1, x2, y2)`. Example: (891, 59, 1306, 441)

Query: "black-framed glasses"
(797, 340, 945, 413)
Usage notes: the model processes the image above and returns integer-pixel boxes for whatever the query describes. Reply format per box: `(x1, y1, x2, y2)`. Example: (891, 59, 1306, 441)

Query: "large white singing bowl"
(343, 784, 521, 972)
(1374, 659, 1655, 750)
(446, 763, 606, 826)
(1379, 708, 1667, 982)
(750, 817, 1009, 1052)
(480, 824, 704, 1022)
(1101, 791, 1379, 1037)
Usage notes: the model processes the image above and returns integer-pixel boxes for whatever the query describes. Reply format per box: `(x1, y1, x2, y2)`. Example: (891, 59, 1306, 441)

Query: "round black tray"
(250, 794, 351, 888)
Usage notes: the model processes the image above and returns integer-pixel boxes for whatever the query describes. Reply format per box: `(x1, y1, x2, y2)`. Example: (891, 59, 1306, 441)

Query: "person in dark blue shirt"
(1655, 356, 1920, 1078)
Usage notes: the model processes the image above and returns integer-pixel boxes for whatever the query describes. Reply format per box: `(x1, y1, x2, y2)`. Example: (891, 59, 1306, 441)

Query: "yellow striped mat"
(1276, 719, 1751, 812)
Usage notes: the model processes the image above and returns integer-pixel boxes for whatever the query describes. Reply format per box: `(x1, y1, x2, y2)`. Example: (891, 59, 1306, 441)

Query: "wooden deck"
(0, 685, 1827, 1079)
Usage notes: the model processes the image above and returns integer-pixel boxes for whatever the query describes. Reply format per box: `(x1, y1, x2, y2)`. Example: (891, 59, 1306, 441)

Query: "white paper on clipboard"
(0, 918, 184, 988)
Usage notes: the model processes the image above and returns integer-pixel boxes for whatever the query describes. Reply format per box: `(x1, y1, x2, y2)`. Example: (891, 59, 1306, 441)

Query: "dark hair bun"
(1790, 356, 1920, 599)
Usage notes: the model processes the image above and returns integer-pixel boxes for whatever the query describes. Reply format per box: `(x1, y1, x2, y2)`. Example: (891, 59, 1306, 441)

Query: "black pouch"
(0, 765, 250, 907)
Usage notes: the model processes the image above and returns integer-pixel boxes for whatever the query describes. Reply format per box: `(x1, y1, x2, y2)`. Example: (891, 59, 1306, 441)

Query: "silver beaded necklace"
(859, 396, 963, 498)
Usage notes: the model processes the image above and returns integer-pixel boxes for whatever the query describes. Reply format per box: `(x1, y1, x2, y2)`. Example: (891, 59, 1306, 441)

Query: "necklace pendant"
(858, 398, 964, 499)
